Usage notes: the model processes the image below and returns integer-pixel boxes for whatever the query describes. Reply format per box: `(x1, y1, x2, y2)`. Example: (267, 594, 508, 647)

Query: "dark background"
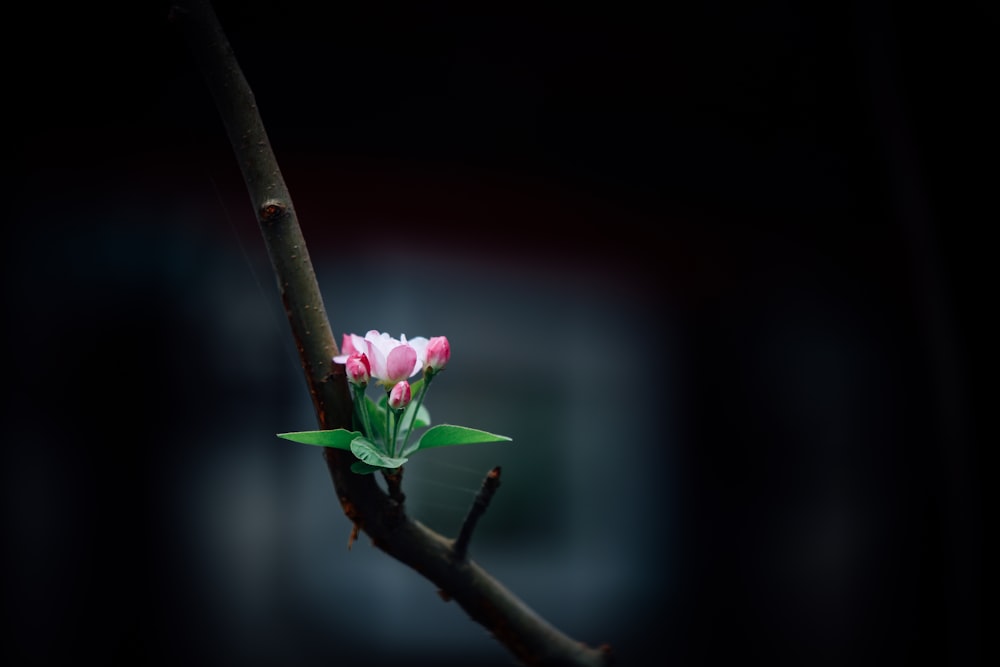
(4, 1, 989, 665)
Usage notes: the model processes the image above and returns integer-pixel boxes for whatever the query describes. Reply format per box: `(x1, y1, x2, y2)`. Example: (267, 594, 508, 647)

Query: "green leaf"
(350, 461, 383, 475)
(350, 436, 408, 469)
(403, 424, 512, 456)
(277, 429, 360, 450)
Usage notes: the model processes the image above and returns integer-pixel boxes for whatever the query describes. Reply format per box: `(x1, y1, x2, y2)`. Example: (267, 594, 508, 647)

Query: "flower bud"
(425, 336, 451, 373)
(345, 352, 371, 386)
(388, 380, 412, 410)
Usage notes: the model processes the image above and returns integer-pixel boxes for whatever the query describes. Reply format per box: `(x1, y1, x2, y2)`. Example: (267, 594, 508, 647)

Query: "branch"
(383, 468, 406, 506)
(454, 466, 502, 561)
(169, 2, 614, 666)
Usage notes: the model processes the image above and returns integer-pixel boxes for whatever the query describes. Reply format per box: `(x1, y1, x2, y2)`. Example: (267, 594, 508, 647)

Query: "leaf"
(350, 461, 383, 475)
(277, 429, 360, 450)
(403, 424, 512, 456)
(350, 436, 408, 469)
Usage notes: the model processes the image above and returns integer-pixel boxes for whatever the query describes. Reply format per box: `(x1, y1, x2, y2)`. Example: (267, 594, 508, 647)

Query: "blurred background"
(4, 1, 988, 665)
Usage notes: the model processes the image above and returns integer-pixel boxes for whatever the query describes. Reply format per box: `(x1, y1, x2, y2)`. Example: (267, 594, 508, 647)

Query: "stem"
(385, 390, 393, 454)
(400, 372, 433, 454)
(383, 467, 405, 505)
(171, 3, 614, 665)
(353, 384, 375, 441)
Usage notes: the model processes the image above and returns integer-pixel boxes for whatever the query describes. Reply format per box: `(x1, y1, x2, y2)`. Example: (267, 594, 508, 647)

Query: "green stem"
(385, 388, 392, 454)
(399, 372, 433, 455)
(353, 385, 375, 441)
(390, 409, 404, 457)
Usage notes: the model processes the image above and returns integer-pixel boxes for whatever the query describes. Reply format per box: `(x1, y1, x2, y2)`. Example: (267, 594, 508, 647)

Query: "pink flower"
(335, 330, 429, 384)
(345, 352, 370, 386)
(362, 330, 418, 384)
(388, 380, 412, 409)
(424, 336, 451, 372)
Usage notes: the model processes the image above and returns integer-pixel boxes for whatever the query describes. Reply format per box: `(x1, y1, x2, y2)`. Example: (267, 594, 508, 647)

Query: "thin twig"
(453, 466, 502, 561)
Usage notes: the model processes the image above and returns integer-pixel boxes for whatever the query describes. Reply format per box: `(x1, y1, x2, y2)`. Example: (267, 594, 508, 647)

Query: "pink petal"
(334, 333, 366, 364)
(407, 337, 429, 371)
(385, 344, 417, 383)
(365, 339, 388, 379)
(341, 333, 358, 356)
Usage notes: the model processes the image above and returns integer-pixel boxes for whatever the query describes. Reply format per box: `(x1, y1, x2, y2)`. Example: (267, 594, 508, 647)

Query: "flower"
(424, 336, 451, 373)
(363, 331, 421, 384)
(345, 352, 370, 386)
(388, 380, 412, 410)
(334, 330, 427, 385)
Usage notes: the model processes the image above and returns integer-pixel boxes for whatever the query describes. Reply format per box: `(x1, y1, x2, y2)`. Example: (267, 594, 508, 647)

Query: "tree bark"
(169, 2, 615, 665)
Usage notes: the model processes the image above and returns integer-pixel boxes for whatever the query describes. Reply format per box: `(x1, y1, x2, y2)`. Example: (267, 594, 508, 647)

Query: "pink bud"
(345, 352, 371, 386)
(425, 336, 451, 372)
(388, 380, 412, 410)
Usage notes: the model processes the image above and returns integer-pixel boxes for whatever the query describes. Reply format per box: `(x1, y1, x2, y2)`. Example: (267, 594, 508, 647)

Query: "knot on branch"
(259, 199, 287, 223)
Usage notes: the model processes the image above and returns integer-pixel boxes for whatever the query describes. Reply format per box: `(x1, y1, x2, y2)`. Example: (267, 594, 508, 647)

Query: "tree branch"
(454, 466, 502, 561)
(170, 2, 614, 665)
